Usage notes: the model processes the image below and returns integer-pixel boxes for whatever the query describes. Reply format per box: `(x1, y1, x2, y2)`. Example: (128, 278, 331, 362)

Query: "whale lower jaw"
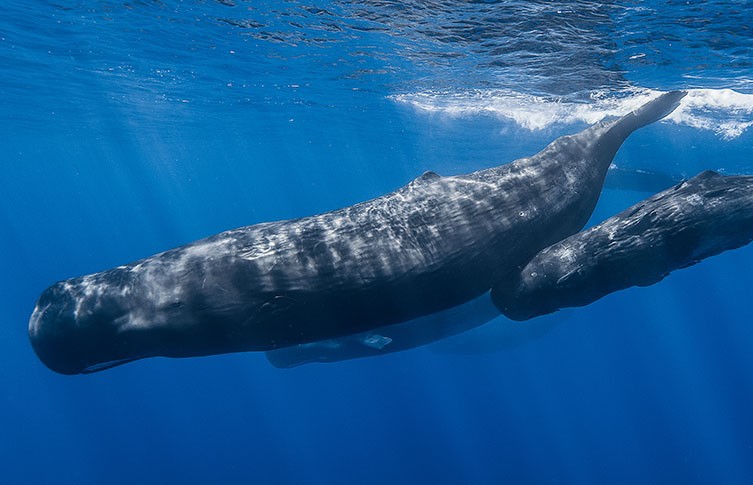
(81, 357, 143, 374)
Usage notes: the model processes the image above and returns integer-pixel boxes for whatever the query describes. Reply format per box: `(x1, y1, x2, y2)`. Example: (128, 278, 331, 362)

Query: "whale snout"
(29, 282, 90, 374)
(28, 280, 135, 375)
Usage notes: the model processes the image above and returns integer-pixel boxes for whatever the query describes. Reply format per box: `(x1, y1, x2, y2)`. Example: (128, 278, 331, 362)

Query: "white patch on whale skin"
(361, 334, 393, 350)
(28, 302, 51, 337)
(62, 276, 110, 321)
(686, 193, 704, 207)
(553, 244, 578, 265)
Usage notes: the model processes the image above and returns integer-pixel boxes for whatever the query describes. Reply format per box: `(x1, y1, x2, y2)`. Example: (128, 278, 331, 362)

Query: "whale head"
(27, 262, 212, 375)
(28, 277, 158, 374)
(28, 256, 271, 375)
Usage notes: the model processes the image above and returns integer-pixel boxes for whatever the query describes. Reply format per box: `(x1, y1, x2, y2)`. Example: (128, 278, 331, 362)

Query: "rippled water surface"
(4, 1, 752, 114)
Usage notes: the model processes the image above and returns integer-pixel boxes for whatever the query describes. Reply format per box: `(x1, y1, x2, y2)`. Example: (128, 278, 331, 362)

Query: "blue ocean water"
(2, 1, 753, 483)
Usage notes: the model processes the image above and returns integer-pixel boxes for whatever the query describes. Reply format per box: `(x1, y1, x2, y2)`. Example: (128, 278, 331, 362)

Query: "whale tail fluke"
(609, 90, 687, 139)
(564, 90, 688, 186)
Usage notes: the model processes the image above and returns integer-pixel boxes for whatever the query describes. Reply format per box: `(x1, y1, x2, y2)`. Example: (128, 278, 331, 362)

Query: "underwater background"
(2, 1, 753, 483)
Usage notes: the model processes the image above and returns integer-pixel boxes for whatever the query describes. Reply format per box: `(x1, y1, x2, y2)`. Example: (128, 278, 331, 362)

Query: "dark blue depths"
(2, 1, 753, 484)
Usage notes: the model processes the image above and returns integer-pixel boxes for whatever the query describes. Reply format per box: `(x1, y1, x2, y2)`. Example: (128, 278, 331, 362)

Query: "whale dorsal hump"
(415, 171, 441, 183)
(695, 170, 722, 180)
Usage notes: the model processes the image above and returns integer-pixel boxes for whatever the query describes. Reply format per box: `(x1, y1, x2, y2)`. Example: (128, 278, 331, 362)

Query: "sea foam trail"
(392, 88, 753, 140)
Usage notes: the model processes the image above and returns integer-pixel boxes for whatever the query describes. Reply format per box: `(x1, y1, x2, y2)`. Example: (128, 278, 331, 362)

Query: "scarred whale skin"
(28, 91, 685, 374)
(493, 170, 753, 321)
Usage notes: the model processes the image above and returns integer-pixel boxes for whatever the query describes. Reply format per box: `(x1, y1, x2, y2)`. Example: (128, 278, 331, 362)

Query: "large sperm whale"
(28, 91, 686, 374)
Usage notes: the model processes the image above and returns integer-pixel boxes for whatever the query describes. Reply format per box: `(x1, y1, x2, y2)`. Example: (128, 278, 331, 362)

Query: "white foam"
(392, 87, 753, 139)
(665, 89, 753, 139)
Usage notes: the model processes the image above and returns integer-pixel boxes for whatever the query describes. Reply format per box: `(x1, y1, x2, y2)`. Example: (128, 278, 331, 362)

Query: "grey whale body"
(493, 171, 753, 320)
(28, 91, 685, 374)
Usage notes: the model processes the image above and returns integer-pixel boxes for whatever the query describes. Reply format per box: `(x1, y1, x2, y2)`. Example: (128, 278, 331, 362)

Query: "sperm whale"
(28, 91, 686, 374)
(493, 170, 753, 320)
